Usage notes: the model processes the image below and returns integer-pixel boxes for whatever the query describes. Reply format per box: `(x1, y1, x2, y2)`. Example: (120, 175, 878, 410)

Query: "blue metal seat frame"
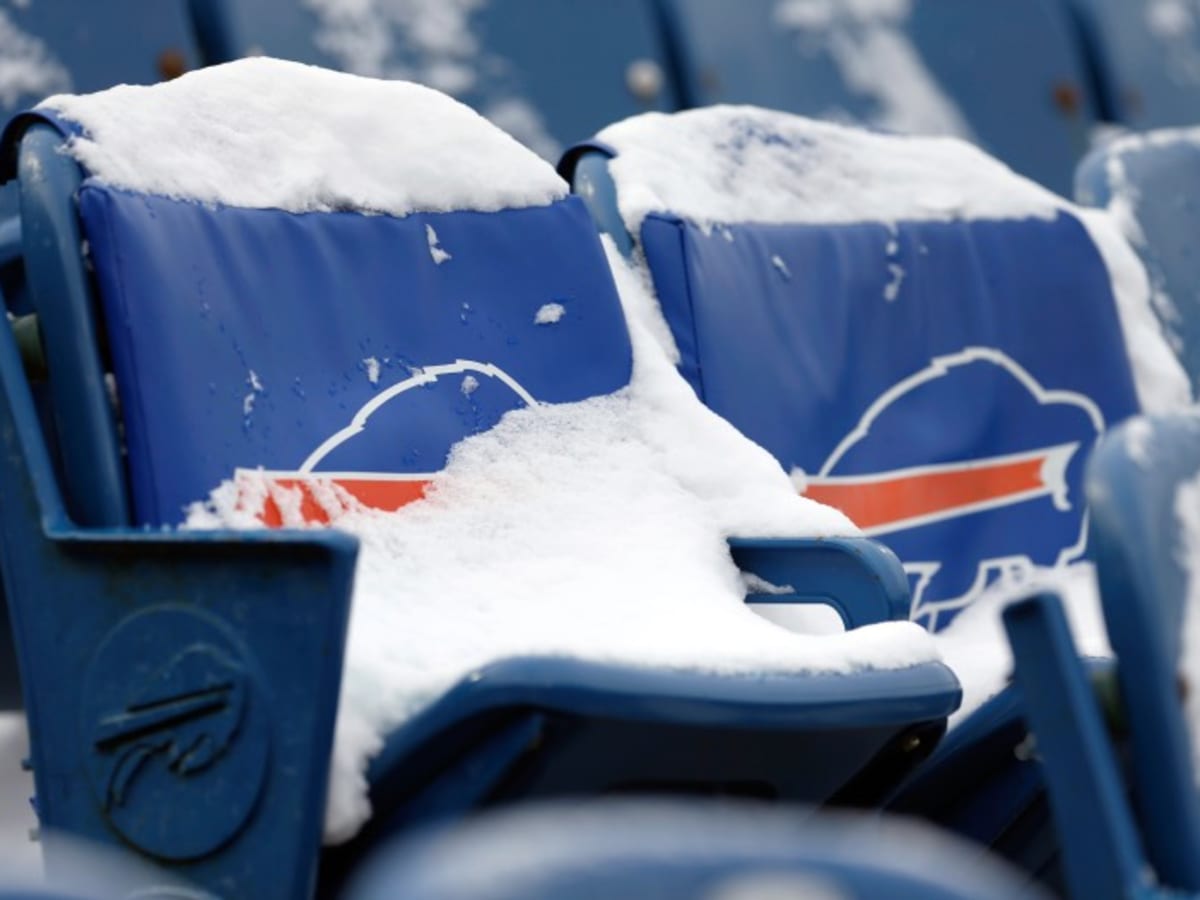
(1004, 412, 1200, 899)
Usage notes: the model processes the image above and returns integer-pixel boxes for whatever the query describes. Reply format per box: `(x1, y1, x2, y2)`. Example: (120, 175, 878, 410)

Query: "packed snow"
(533, 302, 565, 325)
(597, 106, 1062, 236)
(425, 223, 452, 264)
(41, 58, 564, 215)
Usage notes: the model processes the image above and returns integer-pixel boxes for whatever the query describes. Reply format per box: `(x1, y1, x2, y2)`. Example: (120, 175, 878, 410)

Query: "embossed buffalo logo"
(92, 644, 246, 812)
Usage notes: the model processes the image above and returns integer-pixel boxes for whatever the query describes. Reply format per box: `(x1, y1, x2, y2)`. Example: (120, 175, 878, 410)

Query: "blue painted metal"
(1063, 0, 1200, 129)
(562, 147, 632, 258)
(0, 278, 358, 895)
(1076, 134, 1200, 397)
(729, 537, 912, 627)
(16, 125, 128, 528)
(1086, 414, 1200, 890)
(346, 800, 1054, 900)
(186, 0, 679, 158)
(1003, 593, 1149, 900)
(885, 657, 1121, 891)
(651, 0, 1097, 195)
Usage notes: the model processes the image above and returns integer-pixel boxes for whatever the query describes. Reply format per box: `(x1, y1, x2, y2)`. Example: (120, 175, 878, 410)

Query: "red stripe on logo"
(805, 454, 1053, 532)
(257, 477, 431, 526)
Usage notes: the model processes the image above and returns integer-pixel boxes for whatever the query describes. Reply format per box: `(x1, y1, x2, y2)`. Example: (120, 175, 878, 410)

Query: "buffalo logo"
(84, 607, 269, 859)
(239, 359, 539, 525)
(93, 645, 245, 813)
(801, 347, 1104, 630)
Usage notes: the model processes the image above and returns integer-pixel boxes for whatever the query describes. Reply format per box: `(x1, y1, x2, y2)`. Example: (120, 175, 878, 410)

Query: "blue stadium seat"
(1076, 132, 1200, 395)
(562, 120, 1141, 634)
(186, 0, 678, 159)
(346, 800, 1051, 900)
(0, 72, 960, 897)
(1064, 0, 1200, 129)
(653, 0, 1098, 196)
(1003, 412, 1200, 897)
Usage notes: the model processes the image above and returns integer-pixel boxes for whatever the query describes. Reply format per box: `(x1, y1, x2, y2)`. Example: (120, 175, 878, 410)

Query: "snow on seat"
(1076, 129, 1200, 398)
(0, 60, 958, 897)
(560, 106, 1189, 634)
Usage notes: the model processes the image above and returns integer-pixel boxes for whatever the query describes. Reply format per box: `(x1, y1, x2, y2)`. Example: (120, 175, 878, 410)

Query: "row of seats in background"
(0, 0, 1193, 197)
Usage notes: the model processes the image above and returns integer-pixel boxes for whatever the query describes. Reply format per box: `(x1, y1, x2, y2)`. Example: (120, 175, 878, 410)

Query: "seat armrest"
(728, 537, 911, 629)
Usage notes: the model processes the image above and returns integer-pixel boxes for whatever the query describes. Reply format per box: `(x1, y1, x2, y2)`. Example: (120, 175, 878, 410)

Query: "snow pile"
(41, 57, 564, 214)
(773, 0, 974, 140)
(188, 240, 940, 843)
(597, 106, 1057, 236)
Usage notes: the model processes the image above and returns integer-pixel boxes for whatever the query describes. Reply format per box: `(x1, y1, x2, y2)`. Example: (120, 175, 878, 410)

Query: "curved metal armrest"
(729, 536, 912, 629)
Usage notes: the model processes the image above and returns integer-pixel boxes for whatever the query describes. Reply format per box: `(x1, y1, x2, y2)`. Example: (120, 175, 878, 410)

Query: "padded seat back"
(655, 0, 1097, 195)
(82, 189, 632, 526)
(6, 108, 632, 528)
(563, 112, 1144, 630)
(1076, 132, 1200, 396)
(1065, 0, 1200, 128)
(188, 0, 678, 160)
(642, 213, 1137, 630)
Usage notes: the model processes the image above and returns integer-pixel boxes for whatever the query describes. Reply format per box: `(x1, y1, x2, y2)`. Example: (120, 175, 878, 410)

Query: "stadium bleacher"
(0, 2, 1198, 898)
(187, 0, 680, 159)
(1064, 0, 1200, 129)
(653, 0, 1098, 197)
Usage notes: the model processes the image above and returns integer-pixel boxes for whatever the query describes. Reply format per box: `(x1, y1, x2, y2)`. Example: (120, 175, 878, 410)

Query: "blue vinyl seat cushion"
(636, 210, 1140, 630)
(78, 185, 632, 526)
